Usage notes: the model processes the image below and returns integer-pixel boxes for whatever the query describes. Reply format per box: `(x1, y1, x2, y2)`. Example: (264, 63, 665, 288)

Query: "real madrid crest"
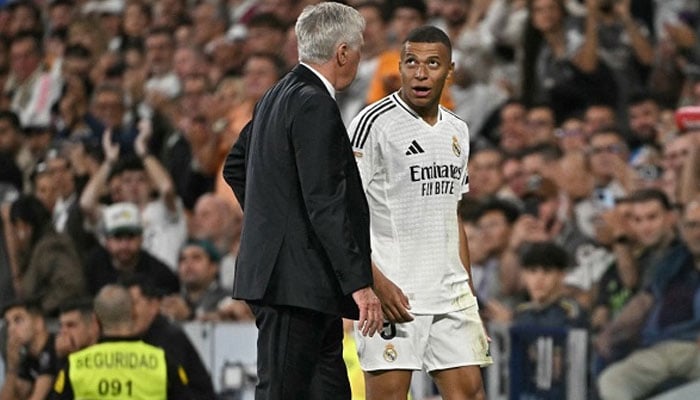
(383, 344, 398, 363)
(452, 136, 461, 157)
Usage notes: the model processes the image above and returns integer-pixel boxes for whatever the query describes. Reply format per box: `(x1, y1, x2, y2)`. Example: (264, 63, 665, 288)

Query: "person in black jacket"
(222, 3, 382, 399)
(124, 277, 216, 400)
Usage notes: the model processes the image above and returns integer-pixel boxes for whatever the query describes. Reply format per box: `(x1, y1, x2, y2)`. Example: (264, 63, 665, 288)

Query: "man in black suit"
(223, 3, 382, 399)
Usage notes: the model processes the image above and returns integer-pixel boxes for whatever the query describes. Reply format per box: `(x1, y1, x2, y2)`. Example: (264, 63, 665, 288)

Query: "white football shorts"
(354, 303, 493, 372)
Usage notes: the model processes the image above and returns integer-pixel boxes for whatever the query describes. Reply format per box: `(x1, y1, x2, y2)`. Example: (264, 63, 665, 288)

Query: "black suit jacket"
(223, 64, 372, 319)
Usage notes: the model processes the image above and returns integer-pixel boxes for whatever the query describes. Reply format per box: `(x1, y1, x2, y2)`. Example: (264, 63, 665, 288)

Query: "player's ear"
(447, 61, 455, 80)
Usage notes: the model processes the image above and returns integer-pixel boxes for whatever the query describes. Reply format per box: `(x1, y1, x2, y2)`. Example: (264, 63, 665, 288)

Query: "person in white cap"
(83, 201, 180, 296)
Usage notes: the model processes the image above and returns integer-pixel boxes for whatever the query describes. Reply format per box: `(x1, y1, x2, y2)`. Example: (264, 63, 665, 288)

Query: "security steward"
(50, 285, 191, 399)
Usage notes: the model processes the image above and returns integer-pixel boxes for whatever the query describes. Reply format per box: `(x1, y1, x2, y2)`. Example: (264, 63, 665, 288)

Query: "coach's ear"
(336, 42, 350, 66)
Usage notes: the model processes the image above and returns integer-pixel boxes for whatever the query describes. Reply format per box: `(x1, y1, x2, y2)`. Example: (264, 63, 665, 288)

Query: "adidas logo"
(405, 140, 425, 155)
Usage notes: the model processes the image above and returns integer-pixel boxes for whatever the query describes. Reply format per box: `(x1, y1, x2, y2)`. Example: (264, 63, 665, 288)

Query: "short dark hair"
(247, 52, 287, 79)
(476, 197, 521, 224)
(59, 297, 95, 316)
(404, 25, 452, 56)
(626, 188, 673, 211)
(520, 241, 569, 271)
(10, 195, 52, 245)
(2, 298, 44, 318)
(0, 110, 21, 131)
(108, 154, 145, 182)
(628, 91, 659, 108)
(521, 143, 563, 163)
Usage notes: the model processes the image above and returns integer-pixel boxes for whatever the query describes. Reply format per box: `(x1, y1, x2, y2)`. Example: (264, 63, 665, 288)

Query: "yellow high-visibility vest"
(65, 340, 168, 400)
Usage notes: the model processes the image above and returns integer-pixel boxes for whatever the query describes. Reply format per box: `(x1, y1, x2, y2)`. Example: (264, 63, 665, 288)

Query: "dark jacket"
(85, 247, 179, 296)
(142, 314, 215, 400)
(223, 64, 372, 319)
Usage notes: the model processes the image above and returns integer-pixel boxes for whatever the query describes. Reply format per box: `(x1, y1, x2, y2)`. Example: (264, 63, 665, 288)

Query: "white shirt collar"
(300, 62, 335, 99)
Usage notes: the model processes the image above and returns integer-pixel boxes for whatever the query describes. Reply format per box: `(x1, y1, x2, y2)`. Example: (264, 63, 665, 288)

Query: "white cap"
(103, 202, 142, 235)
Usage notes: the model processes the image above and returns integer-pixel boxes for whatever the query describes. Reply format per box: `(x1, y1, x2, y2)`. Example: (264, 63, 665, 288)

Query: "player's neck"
(398, 91, 440, 126)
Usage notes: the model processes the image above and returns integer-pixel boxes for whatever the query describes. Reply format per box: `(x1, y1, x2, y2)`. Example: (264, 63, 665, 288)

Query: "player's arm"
(458, 217, 477, 299)
(371, 263, 413, 323)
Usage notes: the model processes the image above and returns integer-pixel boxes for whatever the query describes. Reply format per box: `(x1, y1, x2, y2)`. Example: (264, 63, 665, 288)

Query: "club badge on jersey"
(452, 136, 461, 157)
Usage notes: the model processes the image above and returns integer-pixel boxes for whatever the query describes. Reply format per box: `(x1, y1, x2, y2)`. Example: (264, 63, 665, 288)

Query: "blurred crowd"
(1, 0, 700, 398)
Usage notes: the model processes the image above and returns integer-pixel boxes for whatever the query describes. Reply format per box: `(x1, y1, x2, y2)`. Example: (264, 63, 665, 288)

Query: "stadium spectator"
(29, 161, 59, 213)
(525, 103, 557, 146)
(593, 0, 654, 119)
(519, 142, 563, 183)
(592, 189, 681, 373)
(626, 91, 663, 157)
(54, 298, 100, 358)
(473, 197, 523, 318)
(555, 115, 588, 154)
(243, 12, 287, 58)
(0, 110, 24, 167)
(5, 32, 61, 128)
(496, 99, 528, 155)
(466, 146, 508, 200)
(84, 201, 179, 295)
(80, 124, 187, 269)
(144, 26, 180, 100)
(160, 239, 239, 321)
(514, 241, 588, 328)
(521, 0, 617, 121)
(5, 1, 43, 37)
(501, 153, 529, 201)
(583, 102, 617, 137)
(588, 128, 635, 195)
(189, 193, 241, 288)
(43, 149, 96, 259)
(191, 0, 227, 48)
(125, 277, 216, 399)
(597, 198, 700, 400)
(0, 299, 57, 400)
(8, 194, 85, 316)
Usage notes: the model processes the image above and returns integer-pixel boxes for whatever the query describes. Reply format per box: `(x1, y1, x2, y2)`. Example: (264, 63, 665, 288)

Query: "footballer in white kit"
(348, 26, 491, 400)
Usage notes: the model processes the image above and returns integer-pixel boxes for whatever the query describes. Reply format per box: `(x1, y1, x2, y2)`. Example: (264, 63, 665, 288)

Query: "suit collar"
(293, 64, 335, 99)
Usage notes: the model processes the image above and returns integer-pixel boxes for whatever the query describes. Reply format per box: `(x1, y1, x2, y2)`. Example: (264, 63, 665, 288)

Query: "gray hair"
(94, 284, 133, 331)
(295, 2, 365, 65)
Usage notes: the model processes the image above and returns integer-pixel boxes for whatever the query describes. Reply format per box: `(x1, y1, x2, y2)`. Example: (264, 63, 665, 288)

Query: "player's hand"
(351, 286, 382, 337)
(373, 271, 413, 323)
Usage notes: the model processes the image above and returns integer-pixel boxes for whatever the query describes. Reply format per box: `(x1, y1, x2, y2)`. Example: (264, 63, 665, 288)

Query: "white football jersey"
(348, 92, 476, 314)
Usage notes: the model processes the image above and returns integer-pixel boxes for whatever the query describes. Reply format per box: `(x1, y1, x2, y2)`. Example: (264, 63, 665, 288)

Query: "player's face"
(398, 41, 453, 114)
